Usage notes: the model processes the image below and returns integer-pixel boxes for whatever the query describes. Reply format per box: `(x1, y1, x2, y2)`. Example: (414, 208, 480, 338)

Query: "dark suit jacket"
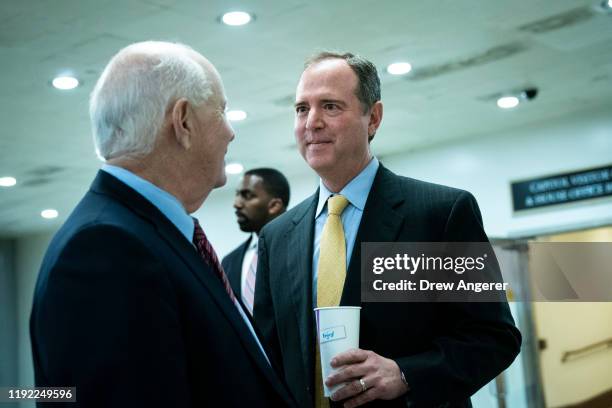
(30, 170, 294, 408)
(222, 236, 253, 296)
(254, 165, 521, 408)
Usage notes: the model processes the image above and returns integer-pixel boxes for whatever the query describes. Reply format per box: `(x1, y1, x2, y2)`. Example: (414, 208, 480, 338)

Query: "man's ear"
(367, 101, 383, 142)
(171, 98, 192, 149)
(267, 198, 285, 216)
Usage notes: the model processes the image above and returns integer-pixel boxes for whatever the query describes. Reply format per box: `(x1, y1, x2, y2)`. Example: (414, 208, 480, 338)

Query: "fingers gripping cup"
(314, 306, 361, 396)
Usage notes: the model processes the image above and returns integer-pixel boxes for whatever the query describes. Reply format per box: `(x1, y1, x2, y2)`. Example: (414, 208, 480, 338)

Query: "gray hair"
(89, 41, 213, 160)
(304, 51, 381, 114)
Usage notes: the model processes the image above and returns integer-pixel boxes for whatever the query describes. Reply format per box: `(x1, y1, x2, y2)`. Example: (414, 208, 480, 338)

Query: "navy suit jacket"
(254, 165, 521, 407)
(30, 170, 294, 407)
(222, 236, 253, 297)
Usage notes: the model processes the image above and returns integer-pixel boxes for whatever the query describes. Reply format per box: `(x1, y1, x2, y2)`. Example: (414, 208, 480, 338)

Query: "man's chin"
(214, 173, 227, 189)
(306, 156, 333, 173)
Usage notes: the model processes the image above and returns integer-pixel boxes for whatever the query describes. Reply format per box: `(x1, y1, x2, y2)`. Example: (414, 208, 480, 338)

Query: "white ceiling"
(1, 0, 611, 237)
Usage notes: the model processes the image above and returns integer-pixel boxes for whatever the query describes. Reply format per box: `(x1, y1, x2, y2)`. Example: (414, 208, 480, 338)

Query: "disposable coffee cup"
(314, 306, 361, 397)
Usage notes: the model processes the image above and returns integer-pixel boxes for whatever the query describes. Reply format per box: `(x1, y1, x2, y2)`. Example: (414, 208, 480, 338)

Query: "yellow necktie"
(316, 194, 349, 408)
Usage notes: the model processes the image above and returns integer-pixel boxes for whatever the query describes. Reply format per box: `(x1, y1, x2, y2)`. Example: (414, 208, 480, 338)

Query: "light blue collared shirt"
(312, 157, 379, 304)
(101, 164, 270, 365)
(102, 164, 194, 242)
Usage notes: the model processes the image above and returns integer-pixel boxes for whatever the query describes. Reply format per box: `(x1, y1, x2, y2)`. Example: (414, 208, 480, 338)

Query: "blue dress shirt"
(102, 164, 194, 241)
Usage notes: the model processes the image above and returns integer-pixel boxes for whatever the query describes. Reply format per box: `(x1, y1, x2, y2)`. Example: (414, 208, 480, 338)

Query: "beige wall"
(534, 302, 612, 407)
(532, 228, 612, 407)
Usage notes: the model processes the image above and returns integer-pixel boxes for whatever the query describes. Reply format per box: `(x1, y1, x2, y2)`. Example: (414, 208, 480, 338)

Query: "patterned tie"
(317, 194, 350, 307)
(315, 194, 350, 408)
(242, 251, 258, 315)
(193, 218, 236, 301)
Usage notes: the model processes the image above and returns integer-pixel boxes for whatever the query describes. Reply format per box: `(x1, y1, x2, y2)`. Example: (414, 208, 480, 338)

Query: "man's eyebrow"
(294, 99, 346, 107)
(320, 98, 345, 106)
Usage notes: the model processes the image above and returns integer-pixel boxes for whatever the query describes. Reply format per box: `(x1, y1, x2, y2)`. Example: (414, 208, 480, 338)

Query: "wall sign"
(511, 164, 612, 211)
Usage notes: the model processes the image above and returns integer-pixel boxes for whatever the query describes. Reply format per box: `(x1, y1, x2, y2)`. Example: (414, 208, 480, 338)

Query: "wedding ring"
(359, 378, 367, 393)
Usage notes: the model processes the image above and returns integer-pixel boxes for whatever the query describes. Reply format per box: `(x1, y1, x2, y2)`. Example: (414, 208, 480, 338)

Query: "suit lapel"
(228, 237, 251, 295)
(341, 165, 406, 306)
(274, 166, 404, 400)
(157, 223, 293, 403)
(91, 171, 292, 403)
(284, 193, 318, 392)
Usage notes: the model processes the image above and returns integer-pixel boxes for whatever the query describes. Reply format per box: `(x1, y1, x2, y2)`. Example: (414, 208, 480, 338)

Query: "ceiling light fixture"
(52, 76, 79, 90)
(497, 96, 520, 109)
(225, 163, 244, 175)
(41, 209, 59, 219)
(227, 110, 247, 121)
(221, 11, 252, 26)
(0, 176, 17, 187)
(386, 62, 412, 76)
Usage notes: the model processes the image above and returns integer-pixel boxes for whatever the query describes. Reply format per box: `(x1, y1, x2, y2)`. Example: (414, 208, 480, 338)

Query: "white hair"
(89, 41, 214, 160)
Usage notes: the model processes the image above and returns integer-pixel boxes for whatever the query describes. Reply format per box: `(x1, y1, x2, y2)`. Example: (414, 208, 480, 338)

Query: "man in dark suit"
(222, 168, 290, 315)
(30, 41, 294, 407)
(254, 52, 521, 407)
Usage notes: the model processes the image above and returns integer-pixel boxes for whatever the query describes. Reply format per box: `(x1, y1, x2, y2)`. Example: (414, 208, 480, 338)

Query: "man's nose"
(305, 108, 324, 130)
(233, 196, 243, 209)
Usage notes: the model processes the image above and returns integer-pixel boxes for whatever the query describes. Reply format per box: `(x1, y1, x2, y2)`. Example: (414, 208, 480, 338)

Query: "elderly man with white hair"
(30, 41, 295, 407)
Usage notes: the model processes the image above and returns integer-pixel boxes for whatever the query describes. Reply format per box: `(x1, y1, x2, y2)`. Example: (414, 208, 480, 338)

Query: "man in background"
(30, 41, 294, 407)
(222, 168, 290, 315)
(254, 52, 521, 407)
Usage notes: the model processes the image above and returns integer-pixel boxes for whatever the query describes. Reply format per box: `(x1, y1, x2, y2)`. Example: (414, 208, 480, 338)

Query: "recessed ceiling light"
(41, 209, 59, 219)
(221, 11, 252, 26)
(225, 163, 244, 175)
(52, 76, 79, 90)
(227, 110, 247, 121)
(386, 62, 412, 76)
(497, 96, 520, 109)
(0, 176, 17, 187)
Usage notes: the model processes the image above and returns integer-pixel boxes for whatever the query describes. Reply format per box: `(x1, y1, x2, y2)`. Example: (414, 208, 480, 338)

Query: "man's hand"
(325, 348, 409, 408)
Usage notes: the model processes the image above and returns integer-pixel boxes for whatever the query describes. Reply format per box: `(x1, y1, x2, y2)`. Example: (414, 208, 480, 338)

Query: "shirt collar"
(101, 164, 195, 242)
(315, 157, 379, 218)
(248, 233, 258, 250)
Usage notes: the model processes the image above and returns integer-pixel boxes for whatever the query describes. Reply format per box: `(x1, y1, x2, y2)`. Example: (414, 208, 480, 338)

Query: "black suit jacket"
(222, 236, 253, 296)
(30, 171, 294, 407)
(254, 164, 521, 408)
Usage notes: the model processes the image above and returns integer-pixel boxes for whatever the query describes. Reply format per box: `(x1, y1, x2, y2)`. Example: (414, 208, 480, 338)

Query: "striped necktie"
(242, 251, 258, 315)
(193, 218, 236, 301)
